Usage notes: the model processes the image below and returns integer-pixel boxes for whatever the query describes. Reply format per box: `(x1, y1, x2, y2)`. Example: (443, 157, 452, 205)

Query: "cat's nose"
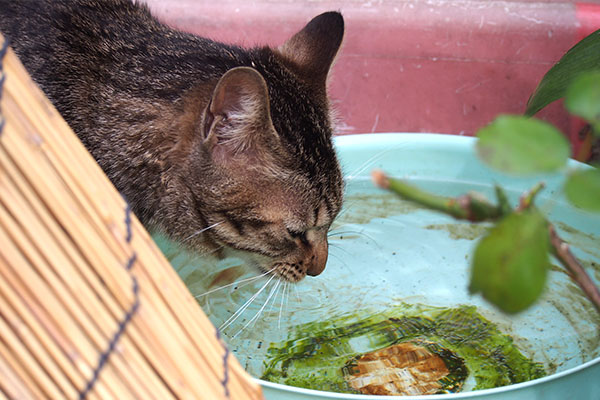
(306, 239, 328, 276)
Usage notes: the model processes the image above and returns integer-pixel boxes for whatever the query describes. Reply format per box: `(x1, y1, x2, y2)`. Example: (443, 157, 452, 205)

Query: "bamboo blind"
(0, 33, 263, 400)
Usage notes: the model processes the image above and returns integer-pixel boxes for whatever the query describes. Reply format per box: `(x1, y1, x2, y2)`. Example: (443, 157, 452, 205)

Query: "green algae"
(332, 193, 422, 227)
(425, 223, 491, 241)
(261, 303, 545, 394)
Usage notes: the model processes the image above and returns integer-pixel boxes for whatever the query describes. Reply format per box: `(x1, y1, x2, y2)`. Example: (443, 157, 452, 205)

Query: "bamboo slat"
(0, 33, 264, 400)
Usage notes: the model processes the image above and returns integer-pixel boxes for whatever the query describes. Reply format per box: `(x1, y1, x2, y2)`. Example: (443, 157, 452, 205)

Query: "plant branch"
(494, 185, 512, 215)
(549, 224, 600, 313)
(371, 170, 503, 222)
(518, 182, 546, 211)
(373, 170, 600, 314)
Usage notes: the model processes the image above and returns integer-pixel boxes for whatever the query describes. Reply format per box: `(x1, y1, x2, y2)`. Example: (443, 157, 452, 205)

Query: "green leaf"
(469, 209, 550, 314)
(565, 71, 600, 135)
(476, 115, 570, 174)
(564, 168, 600, 212)
(526, 29, 600, 116)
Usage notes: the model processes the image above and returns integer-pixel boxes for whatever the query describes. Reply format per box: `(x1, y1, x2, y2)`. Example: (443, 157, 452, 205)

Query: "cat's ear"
(202, 67, 278, 157)
(278, 11, 344, 85)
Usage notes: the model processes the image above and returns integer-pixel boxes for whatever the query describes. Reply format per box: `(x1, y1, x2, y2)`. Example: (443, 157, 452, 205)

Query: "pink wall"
(144, 0, 600, 146)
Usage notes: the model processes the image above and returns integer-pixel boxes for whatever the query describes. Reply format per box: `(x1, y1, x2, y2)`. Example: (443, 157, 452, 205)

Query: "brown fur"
(0, 0, 345, 281)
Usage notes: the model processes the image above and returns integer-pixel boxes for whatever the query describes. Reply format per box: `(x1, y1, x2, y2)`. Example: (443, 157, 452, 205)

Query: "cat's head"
(185, 12, 344, 282)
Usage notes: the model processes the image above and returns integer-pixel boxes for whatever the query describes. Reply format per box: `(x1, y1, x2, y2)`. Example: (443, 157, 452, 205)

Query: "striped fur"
(0, 0, 345, 281)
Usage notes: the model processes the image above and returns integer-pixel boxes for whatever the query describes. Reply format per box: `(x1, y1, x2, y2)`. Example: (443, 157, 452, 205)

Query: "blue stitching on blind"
(78, 202, 140, 399)
(0, 37, 9, 136)
(216, 328, 231, 398)
(124, 202, 133, 242)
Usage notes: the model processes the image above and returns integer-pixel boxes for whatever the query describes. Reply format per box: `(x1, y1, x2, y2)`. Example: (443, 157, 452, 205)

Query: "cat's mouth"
(239, 256, 310, 283)
(199, 224, 330, 283)
(251, 241, 328, 282)
(253, 246, 328, 283)
(269, 262, 309, 283)
(220, 248, 318, 283)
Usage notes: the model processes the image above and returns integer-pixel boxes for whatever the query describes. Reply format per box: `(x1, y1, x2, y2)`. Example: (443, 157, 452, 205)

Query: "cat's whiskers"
(182, 221, 224, 243)
(285, 281, 291, 318)
(197, 245, 225, 257)
(337, 145, 408, 224)
(326, 243, 353, 273)
(231, 278, 282, 339)
(278, 281, 288, 329)
(327, 222, 360, 236)
(330, 197, 362, 225)
(293, 282, 302, 303)
(267, 278, 282, 315)
(327, 244, 350, 263)
(194, 266, 277, 298)
(343, 149, 395, 181)
(328, 229, 378, 247)
(220, 274, 276, 332)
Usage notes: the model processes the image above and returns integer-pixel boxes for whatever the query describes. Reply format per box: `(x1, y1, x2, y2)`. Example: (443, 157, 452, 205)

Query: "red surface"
(570, 2, 600, 156)
(576, 2, 600, 38)
(145, 0, 592, 144)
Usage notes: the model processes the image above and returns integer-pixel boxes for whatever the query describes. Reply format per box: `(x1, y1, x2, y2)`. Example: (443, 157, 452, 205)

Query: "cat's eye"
(287, 228, 308, 244)
(287, 228, 302, 238)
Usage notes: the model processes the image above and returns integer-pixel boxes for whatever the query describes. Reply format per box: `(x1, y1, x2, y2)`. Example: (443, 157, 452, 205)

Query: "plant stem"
(371, 170, 503, 221)
(518, 182, 546, 211)
(494, 185, 512, 215)
(549, 224, 600, 313)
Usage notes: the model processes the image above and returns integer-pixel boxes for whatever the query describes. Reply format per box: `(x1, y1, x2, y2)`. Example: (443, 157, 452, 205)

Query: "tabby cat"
(0, 0, 345, 282)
